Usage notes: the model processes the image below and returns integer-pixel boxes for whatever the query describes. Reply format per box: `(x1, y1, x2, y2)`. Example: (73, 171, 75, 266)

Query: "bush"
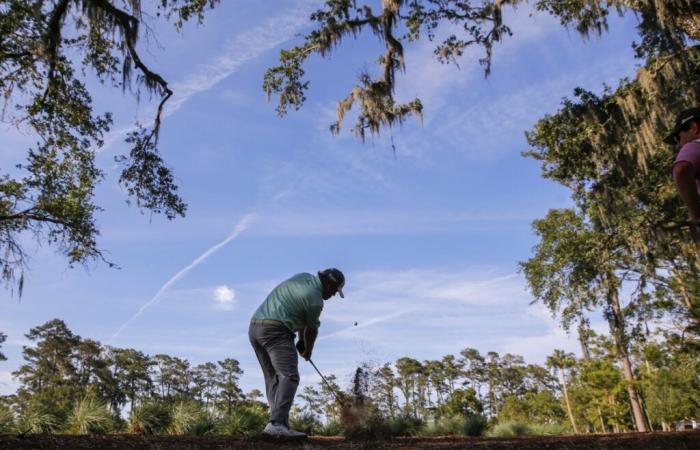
(316, 420, 343, 436)
(129, 401, 172, 435)
(66, 396, 113, 434)
(289, 411, 322, 435)
(386, 415, 424, 437)
(0, 405, 15, 433)
(168, 401, 203, 435)
(461, 415, 488, 436)
(488, 420, 533, 437)
(190, 415, 216, 436)
(421, 414, 488, 437)
(530, 422, 568, 435)
(16, 409, 60, 434)
(216, 405, 267, 436)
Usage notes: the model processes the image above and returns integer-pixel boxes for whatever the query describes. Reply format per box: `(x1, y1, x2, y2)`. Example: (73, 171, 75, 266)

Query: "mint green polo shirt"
(252, 273, 324, 331)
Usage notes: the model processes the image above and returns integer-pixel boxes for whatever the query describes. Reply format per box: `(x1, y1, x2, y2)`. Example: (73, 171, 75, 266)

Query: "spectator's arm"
(673, 161, 700, 223)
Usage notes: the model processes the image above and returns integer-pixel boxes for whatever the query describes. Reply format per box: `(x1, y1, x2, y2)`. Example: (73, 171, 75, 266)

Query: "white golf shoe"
(263, 422, 307, 438)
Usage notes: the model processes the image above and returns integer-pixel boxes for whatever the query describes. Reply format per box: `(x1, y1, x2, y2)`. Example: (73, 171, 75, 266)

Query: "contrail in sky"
(110, 213, 257, 341)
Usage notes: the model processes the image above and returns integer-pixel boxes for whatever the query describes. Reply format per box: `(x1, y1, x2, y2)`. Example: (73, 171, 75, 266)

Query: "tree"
(216, 358, 243, 415)
(439, 387, 483, 418)
(265, 0, 698, 138)
(108, 347, 154, 411)
(394, 357, 423, 417)
(460, 348, 486, 402)
(521, 209, 649, 431)
(191, 362, 218, 411)
(0, 332, 6, 361)
(153, 354, 191, 401)
(1, 0, 221, 292)
(372, 363, 398, 419)
(546, 349, 579, 433)
(13, 319, 81, 425)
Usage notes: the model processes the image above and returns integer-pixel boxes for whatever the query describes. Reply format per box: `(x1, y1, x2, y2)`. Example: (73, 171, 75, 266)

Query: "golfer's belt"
(250, 319, 285, 326)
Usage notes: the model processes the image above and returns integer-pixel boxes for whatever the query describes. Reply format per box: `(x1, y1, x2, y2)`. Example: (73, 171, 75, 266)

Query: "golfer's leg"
(249, 323, 278, 417)
(265, 329, 299, 425)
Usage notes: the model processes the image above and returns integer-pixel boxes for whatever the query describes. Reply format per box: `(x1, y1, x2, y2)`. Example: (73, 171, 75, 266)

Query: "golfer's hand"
(301, 349, 312, 361)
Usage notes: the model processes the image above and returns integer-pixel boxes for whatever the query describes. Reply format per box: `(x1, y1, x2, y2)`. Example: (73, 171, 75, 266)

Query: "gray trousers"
(248, 320, 299, 425)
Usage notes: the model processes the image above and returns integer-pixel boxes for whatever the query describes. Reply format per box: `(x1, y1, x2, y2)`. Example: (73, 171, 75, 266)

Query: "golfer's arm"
(302, 326, 318, 358)
(673, 162, 700, 222)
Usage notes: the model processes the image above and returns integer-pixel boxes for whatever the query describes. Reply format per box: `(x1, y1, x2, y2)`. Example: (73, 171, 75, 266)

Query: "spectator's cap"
(320, 268, 345, 298)
(665, 107, 700, 145)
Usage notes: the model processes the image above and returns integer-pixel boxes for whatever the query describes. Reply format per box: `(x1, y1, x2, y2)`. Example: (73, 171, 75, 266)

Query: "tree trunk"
(559, 369, 579, 434)
(671, 265, 694, 310)
(598, 405, 607, 433)
(606, 281, 648, 432)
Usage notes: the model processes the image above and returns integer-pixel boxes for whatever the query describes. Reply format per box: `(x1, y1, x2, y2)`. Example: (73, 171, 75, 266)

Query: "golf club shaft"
(308, 358, 343, 403)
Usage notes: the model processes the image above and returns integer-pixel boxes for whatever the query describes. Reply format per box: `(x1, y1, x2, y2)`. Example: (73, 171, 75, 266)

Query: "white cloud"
(213, 285, 236, 310)
(109, 213, 256, 341)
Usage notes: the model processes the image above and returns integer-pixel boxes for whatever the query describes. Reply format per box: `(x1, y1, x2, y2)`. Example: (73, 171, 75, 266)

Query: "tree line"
(0, 319, 266, 434)
(2, 316, 696, 436)
(292, 333, 698, 435)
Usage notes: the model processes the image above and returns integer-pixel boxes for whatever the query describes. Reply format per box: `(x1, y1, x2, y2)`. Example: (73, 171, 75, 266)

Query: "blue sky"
(1, 1, 643, 395)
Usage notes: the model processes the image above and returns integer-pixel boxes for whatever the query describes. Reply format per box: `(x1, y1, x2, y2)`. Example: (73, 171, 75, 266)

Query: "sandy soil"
(1, 430, 698, 449)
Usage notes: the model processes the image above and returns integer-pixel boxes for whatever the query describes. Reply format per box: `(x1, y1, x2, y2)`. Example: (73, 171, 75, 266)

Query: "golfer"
(249, 268, 345, 438)
(668, 107, 700, 233)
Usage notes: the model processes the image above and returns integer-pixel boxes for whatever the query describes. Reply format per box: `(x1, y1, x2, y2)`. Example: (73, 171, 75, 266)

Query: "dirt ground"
(0, 431, 698, 450)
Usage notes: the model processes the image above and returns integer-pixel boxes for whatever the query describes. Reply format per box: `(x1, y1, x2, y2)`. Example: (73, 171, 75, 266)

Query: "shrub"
(216, 405, 267, 436)
(386, 415, 424, 437)
(190, 415, 216, 436)
(530, 422, 568, 435)
(66, 396, 113, 434)
(421, 414, 488, 437)
(461, 415, 488, 436)
(0, 405, 16, 433)
(129, 401, 172, 435)
(488, 420, 533, 437)
(422, 415, 463, 436)
(16, 409, 60, 434)
(316, 420, 343, 436)
(289, 411, 322, 435)
(168, 401, 203, 435)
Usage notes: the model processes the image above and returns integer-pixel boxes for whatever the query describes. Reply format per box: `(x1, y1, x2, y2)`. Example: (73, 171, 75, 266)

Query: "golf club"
(297, 340, 346, 405)
(308, 358, 346, 402)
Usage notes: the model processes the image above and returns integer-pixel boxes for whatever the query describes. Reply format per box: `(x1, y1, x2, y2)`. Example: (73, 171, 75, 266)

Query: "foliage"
(488, 420, 533, 437)
(530, 422, 569, 436)
(215, 405, 267, 436)
(423, 414, 487, 437)
(168, 401, 203, 435)
(66, 394, 113, 434)
(289, 410, 322, 435)
(128, 401, 172, 435)
(315, 420, 343, 436)
(265, 0, 699, 139)
(461, 414, 489, 437)
(0, 404, 16, 433)
(16, 407, 60, 434)
(499, 391, 566, 425)
(386, 414, 424, 437)
(0, 0, 222, 292)
(3, 317, 699, 437)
